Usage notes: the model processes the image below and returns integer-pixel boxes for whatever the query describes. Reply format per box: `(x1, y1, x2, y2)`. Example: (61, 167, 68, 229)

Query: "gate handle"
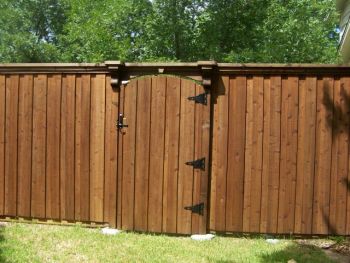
(117, 113, 128, 130)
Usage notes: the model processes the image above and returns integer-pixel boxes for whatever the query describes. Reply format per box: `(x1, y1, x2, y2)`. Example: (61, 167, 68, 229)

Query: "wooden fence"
(210, 71, 350, 235)
(1, 62, 350, 235)
(0, 70, 119, 227)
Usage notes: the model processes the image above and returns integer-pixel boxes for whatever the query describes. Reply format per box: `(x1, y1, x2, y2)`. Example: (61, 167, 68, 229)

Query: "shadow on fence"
(322, 82, 350, 235)
(322, 83, 350, 139)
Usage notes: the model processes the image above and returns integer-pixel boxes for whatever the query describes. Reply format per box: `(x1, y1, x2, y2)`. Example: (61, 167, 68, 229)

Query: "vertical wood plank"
(31, 74, 47, 218)
(278, 76, 299, 234)
(162, 77, 180, 233)
(345, 77, 350, 235)
(210, 76, 228, 232)
(4, 75, 19, 216)
(191, 84, 203, 234)
(192, 83, 210, 234)
(116, 84, 125, 229)
(330, 77, 349, 234)
(225, 76, 247, 233)
(313, 77, 333, 235)
(104, 75, 118, 227)
(121, 79, 137, 230)
(46, 75, 61, 219)
(148, 76, 166, 233)
(177, 79, 195, 234)
(134, 77, 151, 231)
(294, 77, 317, 234)
(261, 76, 281, 234)
(191, 85, 202, 234)
(17, 75, 33, 217)
(243, 77, 264, 233)
(199, 85, 211, 234)
(89, 74, 105, 222)
(60, 74, 76, 221)
(0, 75, 5, 215)
(243, 77, 254, 232)
(75, 74, 91, 222)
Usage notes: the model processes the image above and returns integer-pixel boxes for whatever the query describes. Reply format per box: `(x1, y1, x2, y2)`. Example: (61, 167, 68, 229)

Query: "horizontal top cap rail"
(0, 63, 109, 74)
(217, 63, 350, 75)
(0, 61, 349, 75)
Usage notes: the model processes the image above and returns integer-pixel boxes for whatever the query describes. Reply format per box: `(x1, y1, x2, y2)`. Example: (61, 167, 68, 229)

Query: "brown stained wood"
(225, 76, 246, 233)
(45, 75, 61, 220)
(32, 74, 47, 218)
(192, 83, 210, 234)
(198, 86, 210, 234)
(330, 78, 349, 235)
(2, 70, 350, 235)
(0, 75, 5, 215)
(148, 76, 166, 233)
(278, 76, 298, 234)
(75, 74, 91, 222)
(313, 78, 333, 235)
(60, 74, 76, 221)
(116, 85, 125, 229)
(162, 77, 180, 234)
(103, 76, 118, 228)
(177, 79, 195, 234)
(191, 84, 202, 234)
(89, 74, 105, 222)
(243, 77, 264, 233)
(295, 77, 317, 234)
(260, 76, 281, 234)
(134, 77, 151, 231)
(243, 78, 253, 232)
(345, 77, 350, 235)
(17, 75, 33, 217)
(210, 76, 228, 232)
(121, 79, 137, 230)
(4, 75, 19, 216)
(251, 77, 264, 232)
(260, 77, 271, 233)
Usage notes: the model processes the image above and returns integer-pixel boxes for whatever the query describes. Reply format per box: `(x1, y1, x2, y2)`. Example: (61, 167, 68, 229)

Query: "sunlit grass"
(0, 223, 336, 263)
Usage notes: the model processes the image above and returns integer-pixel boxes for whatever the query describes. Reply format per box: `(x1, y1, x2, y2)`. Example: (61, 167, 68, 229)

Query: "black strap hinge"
(185, 158, 205, 171)
(187, 92, 207, 105)
(184, 203, 204, 215)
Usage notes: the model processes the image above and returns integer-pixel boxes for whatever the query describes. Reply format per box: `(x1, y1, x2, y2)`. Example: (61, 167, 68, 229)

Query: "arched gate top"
(105, 61, 218, 89)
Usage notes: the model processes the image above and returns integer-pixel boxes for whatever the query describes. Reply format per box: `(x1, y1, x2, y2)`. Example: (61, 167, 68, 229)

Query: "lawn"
(0, 222, 337, 263)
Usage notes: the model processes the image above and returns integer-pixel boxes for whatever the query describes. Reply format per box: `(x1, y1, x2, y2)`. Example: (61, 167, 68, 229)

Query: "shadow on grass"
(0, 226, 8, 263)
(259, 243, 335, 263)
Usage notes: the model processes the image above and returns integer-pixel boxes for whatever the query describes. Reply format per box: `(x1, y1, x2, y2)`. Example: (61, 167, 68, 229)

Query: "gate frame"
(106, 61, 218, 234)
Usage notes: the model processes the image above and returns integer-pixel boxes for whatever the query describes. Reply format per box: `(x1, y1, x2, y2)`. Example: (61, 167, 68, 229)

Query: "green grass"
(0, 223, 336, 263)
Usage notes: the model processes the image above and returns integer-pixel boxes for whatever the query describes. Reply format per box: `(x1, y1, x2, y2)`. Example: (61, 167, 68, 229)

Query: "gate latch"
(117, 113, 128, 130)
(184, 203, 204, 215)
(185, 158, 205, 171)
(187, 93, 207, 105)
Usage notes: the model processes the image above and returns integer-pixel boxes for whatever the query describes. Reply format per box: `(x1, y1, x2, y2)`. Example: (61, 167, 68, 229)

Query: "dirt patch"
(296, 239, 350, 263)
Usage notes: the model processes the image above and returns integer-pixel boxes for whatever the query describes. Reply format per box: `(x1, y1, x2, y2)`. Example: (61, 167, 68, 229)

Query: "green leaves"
(260, 0, 340, 63)
(0, 0, 340, 63)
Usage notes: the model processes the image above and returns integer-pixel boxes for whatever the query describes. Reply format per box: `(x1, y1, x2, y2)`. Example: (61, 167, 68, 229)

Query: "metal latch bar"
(185, 158, 205, 171)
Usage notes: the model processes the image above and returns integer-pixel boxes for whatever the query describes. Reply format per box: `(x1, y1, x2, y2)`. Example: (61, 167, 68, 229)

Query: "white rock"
(101, 227, 121, 235)
(266, 239, 280, 244)
(191, 234, 215, 241)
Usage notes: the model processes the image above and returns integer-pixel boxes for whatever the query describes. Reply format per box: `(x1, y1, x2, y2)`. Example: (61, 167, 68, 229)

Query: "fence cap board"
(0, 63, 109, 74)
(0, 62, 350, 75)
(217, 63, 350, 75)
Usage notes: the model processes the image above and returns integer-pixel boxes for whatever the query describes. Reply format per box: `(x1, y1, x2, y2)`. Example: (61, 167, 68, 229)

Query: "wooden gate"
(116, 75, 210, 234)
